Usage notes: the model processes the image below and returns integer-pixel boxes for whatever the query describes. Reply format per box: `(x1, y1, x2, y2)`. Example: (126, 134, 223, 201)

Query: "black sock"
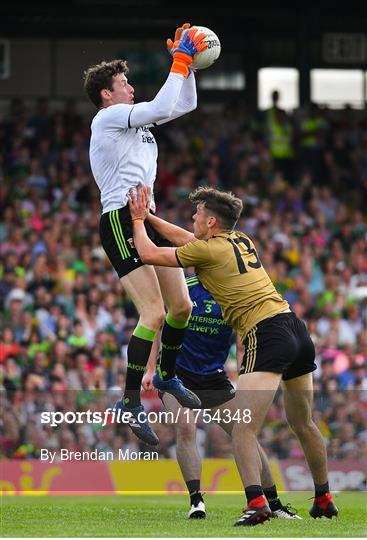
(263, 485, 282, 510)
(245, 485, 264, 505)
(158, 314, 188, 380)
(124, 326, 156, 408)
(186, 479, 200, 494)
(314, 481, 330, 498)
(186, 480, 202, 505)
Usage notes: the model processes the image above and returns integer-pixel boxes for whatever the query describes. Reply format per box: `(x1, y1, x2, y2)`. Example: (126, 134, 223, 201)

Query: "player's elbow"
(153, 101, 176, 122)
(181, 98, 197, 114)
(189, 98, 197, 112)
(139, 252, 150, 265)
(139, 250, 156, 265)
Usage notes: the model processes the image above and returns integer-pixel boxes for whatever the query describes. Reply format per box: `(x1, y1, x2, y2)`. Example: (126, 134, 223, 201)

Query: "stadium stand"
(0, 97, 366, 465)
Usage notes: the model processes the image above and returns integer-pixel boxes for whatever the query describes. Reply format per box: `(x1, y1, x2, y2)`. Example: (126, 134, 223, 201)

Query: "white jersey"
(90, 72, 197, 214)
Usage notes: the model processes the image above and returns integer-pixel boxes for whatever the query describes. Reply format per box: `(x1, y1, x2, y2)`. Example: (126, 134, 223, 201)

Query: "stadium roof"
(2, 1, 367, 39)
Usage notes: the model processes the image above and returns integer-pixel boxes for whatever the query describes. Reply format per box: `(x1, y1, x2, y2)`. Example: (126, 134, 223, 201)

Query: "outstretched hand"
(129, 185, 151, 222)
(169, 24, 206, 77)
(173, 26, 208, 59)
(166, 22, 190, 55)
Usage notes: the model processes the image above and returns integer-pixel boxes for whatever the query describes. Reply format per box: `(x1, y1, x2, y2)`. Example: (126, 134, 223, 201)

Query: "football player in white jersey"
(84, 25, 207, 445)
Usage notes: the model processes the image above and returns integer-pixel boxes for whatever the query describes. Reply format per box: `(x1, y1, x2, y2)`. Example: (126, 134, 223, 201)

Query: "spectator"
(0, 97, 365, 462)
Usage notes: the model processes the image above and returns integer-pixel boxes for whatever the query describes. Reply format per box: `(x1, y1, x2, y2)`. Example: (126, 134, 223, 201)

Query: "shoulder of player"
(178, 238, 210, 250)
(92, 103, 132, 126)
(211, 231, 252, 242)
(207, 232, 237, 244)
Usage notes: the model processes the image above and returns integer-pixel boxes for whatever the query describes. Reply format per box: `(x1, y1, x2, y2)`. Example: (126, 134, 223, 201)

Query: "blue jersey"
(176, 276, 233, 376)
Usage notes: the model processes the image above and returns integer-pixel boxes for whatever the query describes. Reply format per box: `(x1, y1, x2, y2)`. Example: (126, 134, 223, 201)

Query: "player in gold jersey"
(128, 185, 338, 526)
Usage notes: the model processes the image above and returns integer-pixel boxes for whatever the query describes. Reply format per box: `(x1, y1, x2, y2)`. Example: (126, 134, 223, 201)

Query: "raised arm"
(146, 213, 195, 246)
(128, 27, 205, 128)
(128, 73, 186, 128)
(153, 70, 197, 126)
(129, 187, 180, 267)
(154, 25, 198, 123)
(133, 223, 179, 267)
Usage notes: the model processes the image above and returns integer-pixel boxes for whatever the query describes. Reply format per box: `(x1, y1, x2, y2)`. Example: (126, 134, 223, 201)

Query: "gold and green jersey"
(176, 231, 289, 341)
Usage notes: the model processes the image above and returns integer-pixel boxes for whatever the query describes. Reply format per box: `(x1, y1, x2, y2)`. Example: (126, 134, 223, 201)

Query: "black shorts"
(239, 312, 316, 381)
(99, 206, 171, 278)
(159, 366, 236, 409)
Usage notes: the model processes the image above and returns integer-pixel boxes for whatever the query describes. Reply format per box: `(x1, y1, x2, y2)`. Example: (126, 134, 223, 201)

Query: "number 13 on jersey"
(227, 236, 262, 274)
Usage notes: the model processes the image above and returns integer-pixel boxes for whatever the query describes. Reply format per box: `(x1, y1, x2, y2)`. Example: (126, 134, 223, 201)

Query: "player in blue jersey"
(143, 276, 301, 520)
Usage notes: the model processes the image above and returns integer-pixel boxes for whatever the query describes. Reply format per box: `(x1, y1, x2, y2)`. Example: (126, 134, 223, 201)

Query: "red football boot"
(234, 495, 272, 526)
(309, 492, 339, 519)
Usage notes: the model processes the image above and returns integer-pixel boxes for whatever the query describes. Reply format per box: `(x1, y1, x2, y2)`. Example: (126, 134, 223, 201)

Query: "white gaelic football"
(185, 26, 221, 70)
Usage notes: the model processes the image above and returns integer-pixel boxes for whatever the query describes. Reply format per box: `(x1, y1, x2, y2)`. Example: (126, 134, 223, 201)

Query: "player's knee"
(287, 417, 314, 438)
(140, 309, 165, 331)
(169, 299, 192, 321)
(232, 419, 258, 436)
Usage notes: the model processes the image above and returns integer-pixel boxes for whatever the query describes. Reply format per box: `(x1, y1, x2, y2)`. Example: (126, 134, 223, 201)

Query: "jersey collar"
(211, 230, 235, 239)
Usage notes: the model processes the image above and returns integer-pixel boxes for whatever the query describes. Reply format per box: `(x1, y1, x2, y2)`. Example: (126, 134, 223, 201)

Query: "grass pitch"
(1, 492, 366, 537)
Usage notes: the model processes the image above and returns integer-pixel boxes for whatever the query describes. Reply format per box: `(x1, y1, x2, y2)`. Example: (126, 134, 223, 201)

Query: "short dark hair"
(189, 187, 243, 230)
(83, 59, 129, 108)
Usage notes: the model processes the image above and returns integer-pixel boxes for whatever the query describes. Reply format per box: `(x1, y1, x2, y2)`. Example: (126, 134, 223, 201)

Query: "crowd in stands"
(0, 95, 366, 467)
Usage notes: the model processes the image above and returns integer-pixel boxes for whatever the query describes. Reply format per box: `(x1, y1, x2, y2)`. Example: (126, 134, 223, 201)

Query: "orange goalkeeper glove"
(166, 22, 191, 55)
(170, 26, 208, 77)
